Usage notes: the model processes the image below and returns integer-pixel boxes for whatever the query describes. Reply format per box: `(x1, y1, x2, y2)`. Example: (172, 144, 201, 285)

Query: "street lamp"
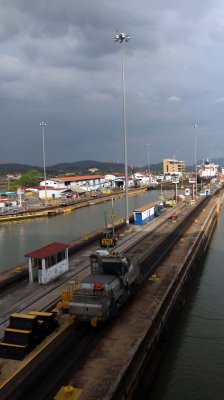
(147, 143, 150, 184)
(114, 31, 130, 226)
(193, 124, 198, 198)
(40, 121, 47, 207)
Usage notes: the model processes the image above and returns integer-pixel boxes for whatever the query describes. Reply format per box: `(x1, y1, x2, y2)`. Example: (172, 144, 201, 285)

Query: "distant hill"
(0, 160, 164, 177)
(0, 163, 42, 175)
(1, 158, 222, 177)
(48, 160, 127, 175)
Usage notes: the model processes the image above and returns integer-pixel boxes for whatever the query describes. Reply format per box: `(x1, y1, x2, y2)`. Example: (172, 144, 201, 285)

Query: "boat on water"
(197, 159, 219, 183)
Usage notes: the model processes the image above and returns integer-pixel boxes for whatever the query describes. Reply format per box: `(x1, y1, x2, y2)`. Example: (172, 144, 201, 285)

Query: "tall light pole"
(193, 124, 198, 198)
(40, 121, 47, 207)
(147, 143, 150, 184)
(114, 31, 130, 226)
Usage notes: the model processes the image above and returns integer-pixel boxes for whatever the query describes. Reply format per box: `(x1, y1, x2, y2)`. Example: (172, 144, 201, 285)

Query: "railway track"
(124, 195, 211, 280)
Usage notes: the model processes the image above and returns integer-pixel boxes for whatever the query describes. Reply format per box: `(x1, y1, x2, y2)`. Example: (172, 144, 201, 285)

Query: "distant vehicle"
(100, 230, 117, 248)
(164, 199, 176, 207)
(100, 203, 117, 248)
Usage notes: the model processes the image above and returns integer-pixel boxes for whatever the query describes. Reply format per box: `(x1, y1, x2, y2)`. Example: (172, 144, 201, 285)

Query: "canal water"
(0, 189, 165, 273)
(139, 202, 224, 400)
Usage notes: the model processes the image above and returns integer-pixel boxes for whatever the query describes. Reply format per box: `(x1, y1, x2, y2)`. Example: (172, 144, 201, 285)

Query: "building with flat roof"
(163, 159, 186, 175)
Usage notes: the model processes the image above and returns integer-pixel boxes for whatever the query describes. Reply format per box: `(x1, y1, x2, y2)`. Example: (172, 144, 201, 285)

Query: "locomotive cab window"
(102, 261, 123, 276)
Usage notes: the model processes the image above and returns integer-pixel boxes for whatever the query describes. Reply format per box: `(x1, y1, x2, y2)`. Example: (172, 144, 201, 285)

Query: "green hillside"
(0, 160, 163, 176)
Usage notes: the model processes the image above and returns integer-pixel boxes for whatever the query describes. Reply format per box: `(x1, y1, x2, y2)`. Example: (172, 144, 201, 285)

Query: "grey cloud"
(0, 0, 223, 167)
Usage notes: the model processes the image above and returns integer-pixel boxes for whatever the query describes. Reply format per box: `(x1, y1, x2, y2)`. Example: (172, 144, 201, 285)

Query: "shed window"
(33, 258, 42, 269)
(57, 250, 66, 262)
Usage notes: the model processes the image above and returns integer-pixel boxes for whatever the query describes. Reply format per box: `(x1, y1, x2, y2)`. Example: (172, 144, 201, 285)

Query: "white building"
(38, 187, 64, 199)
(104, 174, 116, 188)
(40, 175, 105, 192)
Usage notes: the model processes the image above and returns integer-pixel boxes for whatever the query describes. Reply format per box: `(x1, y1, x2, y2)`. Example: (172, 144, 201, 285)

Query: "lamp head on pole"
(40, 121, 47, 127)
(114, 31, 130, 43)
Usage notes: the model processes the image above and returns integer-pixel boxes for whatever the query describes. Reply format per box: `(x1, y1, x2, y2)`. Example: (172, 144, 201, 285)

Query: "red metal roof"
(114, 172, 124, 177)
(25, 242, 70, 259)
(53, 175, 104, 182)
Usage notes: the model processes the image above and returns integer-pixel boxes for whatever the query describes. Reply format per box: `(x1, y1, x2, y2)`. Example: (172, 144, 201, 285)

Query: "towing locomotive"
(68, 251, 140, 327)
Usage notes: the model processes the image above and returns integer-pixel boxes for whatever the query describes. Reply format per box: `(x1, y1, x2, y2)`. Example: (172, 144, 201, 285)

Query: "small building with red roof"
(25, 242, 70, 284)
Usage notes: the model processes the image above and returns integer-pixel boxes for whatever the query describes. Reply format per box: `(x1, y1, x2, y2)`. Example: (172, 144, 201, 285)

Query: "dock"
(0, 187, 146, 224)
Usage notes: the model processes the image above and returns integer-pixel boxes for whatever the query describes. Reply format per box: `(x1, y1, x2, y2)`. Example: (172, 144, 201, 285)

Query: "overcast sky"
(1, 0, 224, 167)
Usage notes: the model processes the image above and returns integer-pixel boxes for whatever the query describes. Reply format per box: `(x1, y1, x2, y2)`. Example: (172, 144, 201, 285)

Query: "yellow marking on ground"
(0, 213, 44, 222)
(54, 386, 83, 400)
(5, 328, 32, 334)
(11, 313, 36, 320)
(0, 342, 27, 348)
(63, 208, 72, 213)
(149, 274, 159, 281)
(29, 311, 53, 317)
(124, 229, 132, 234)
